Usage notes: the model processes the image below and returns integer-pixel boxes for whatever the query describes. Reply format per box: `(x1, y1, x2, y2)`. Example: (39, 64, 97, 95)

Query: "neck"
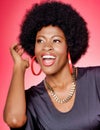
(45, 65, 73, 90)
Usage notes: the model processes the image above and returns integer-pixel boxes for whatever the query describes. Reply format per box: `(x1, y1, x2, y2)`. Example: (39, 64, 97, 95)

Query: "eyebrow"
(36, 35, 65, 39)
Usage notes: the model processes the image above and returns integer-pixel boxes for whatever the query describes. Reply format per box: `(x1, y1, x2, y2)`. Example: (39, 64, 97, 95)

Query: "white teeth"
(42, 55, 55, 59)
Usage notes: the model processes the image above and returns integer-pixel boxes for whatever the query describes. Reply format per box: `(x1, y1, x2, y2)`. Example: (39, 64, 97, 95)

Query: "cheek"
(34, 44, 37, 55)
(34, 44, 41, 55)
(56, 45, 67, 56)
(56, 47, 68, 64)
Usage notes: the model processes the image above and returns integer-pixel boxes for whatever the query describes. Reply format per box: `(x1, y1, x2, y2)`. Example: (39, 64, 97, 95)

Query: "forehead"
(36, 25, 65, 38)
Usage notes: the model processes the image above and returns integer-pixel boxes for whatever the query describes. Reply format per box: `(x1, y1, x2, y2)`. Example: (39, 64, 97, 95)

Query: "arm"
(3, 44, 29, 128)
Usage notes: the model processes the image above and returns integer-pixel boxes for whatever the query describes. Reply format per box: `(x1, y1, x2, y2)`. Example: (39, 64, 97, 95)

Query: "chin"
(43, 69, 57, 76)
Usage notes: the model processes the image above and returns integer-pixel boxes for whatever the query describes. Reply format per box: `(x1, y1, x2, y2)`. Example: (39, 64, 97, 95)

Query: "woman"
(3, 1, 100, 130)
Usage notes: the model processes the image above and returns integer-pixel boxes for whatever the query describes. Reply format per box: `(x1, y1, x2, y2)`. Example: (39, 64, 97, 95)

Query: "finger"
(10, 44, 19, 54)
(17, 48, 24, 56)
(14, 45, 23, 52)
(10, 44, 24, 54)
(24, 58, 30, 68)
(10, 44, 16, 51)
(11, 43, 18, 49)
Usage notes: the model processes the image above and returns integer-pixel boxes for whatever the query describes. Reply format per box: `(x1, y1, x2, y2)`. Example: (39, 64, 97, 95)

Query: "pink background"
(0, 0, 100, 130)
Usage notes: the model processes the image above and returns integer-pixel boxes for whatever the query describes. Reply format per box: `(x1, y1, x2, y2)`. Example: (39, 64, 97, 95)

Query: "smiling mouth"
(42, 55, 56, 66)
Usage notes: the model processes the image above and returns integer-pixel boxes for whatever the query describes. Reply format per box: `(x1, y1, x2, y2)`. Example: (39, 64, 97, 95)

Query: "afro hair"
(19, 1, 89, 64)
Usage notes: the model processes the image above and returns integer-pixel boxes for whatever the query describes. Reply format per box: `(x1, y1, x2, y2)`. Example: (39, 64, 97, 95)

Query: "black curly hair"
(19, 0, 89, 64)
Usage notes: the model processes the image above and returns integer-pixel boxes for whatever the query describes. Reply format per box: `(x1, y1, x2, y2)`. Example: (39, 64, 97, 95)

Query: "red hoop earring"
(31, 56, 42, 76)
(68, 52, 73, 74)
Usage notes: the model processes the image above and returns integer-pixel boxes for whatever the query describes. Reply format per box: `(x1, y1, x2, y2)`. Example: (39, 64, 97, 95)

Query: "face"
(35, 25, 68, 75)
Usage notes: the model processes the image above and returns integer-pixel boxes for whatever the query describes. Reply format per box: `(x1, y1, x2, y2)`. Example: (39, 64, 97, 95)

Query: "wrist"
(13, 63, 27, 73)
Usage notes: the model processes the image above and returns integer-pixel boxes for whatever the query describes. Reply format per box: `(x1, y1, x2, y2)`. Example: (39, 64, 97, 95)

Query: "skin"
(35, 25, 68, 75)
(3, 25, 76, 128)
(3, 44, 29, 128)
(35, 25, 75, 112)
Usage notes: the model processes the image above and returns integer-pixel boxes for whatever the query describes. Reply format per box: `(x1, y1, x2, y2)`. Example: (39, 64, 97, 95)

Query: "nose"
(43, 42, 53, 51)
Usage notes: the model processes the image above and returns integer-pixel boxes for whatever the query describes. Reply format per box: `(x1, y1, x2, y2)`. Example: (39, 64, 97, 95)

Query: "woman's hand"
(10, 44, 29, 70)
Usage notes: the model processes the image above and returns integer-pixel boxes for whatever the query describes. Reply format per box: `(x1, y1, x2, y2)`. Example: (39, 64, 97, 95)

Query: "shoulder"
(78, 66, 100, 71)
(77, 66, 100, 94)
(77, 66, 100, 89)
(25, 80, 45, 100)
(76, 66, 100, 83)
(77, 66, 100, 77)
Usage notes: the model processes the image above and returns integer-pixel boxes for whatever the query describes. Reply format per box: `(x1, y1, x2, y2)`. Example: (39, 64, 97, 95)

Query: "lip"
(41, 53, 56, 67)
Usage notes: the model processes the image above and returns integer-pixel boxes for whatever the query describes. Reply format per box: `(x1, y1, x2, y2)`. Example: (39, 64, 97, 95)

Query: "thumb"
(24, 58, 30, 68)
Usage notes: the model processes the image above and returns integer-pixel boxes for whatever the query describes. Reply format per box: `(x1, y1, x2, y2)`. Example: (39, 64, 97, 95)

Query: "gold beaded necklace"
(44, 68, 76, 104)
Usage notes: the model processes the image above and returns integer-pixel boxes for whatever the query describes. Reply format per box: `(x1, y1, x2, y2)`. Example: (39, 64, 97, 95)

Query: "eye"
(36, 39, 44, 44)
(53, 39, 61, 43)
